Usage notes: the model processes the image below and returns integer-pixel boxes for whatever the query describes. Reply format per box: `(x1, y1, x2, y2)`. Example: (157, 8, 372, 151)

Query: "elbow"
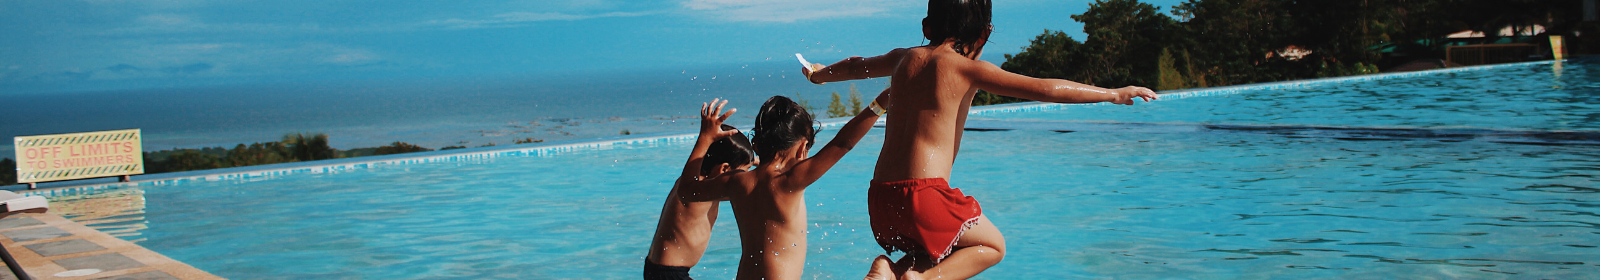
(827, 141, 856, 152)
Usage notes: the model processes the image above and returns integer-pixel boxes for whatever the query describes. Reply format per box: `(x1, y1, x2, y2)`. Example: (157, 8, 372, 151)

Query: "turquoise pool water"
(48, 60, 1600, 279)
(978, 60, 1600, 132)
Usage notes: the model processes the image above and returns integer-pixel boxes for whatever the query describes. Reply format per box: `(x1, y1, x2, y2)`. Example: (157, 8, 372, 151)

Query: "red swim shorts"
(867, 178, 982, 262)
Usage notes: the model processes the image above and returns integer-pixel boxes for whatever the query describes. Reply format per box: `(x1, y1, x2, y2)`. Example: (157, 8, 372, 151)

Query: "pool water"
(978, 60, 1600, 131)
(49, 60, 1600, 279)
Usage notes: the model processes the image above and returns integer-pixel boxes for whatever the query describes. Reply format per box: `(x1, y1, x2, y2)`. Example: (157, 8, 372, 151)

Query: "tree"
(374, 142, 433, 155)
(795, 92, 818, 113)
(225, 142, 292, 167)
(1175, 0, 1299, 85)
(283, 133, 336, 161)
(847, 84, 865, 114)
(1156, 48, 1191, 91)
(161, 150, 223, 172)
(989, 30, 1086, 106)
(826, 84, 869, 118)
(1073, 0, 1181, 87)
(827, 91, 850, 118)
(1, 158, 15, 185)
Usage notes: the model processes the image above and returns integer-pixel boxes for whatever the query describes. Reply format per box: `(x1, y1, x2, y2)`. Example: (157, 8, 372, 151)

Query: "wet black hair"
(702, 124, 755, 175)
(752, 96, 818, 162)
(923, 0, 992, 56)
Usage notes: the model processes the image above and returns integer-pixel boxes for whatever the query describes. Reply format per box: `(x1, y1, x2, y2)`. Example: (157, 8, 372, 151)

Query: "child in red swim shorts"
(801, 0, 1158, 278)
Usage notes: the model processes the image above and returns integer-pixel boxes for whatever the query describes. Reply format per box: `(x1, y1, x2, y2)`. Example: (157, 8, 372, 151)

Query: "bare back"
(645, 181, 719, 267)
(874, 46, 979, 182)
(726, 169, 808, 279)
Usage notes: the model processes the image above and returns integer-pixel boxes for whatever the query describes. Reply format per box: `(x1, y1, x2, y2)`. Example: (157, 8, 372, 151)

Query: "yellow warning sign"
(1551, 35, 1566, 60)
(14, 129, 144, 184)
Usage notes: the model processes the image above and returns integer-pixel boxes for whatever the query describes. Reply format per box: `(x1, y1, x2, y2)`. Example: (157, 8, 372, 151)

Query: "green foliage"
(224, 142, 292, 167)
(823, 84, 869, 118)
(1072, 0, 1179, 87)
(847, 84, 865, 113)
(794, 92, 818, 113)
(988, 0, 1573, 107)
(139, 133, 445, 175)
(440, 145, 467, 150)
(827, 92, 849, 118)
(1001, 30, 1089, 82)
(1156, 48, 1188, 91)
(1, 158, 15, 185)
(158, 150, 223, 173)
(283, 133, 336, 161)
(373, 142, 433, 155)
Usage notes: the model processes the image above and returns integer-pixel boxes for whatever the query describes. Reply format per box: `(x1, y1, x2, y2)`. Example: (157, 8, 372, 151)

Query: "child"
(678, 95, 882, 279)
(644, 99, 757, 280)
(801, 0, 1159, 279)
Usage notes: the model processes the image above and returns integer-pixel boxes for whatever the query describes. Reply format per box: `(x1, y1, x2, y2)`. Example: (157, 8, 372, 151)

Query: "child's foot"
(863, 255, 896, 280)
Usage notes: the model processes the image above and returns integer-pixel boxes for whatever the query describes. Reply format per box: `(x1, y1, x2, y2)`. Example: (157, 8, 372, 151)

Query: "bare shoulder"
(726, 170, 762, 194)
(897, 47, 935, 65)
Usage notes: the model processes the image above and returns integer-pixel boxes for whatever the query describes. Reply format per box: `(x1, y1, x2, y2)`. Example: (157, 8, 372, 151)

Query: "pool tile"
(2, 227, 71, 242)
(54, 253, 146, 271)
(91, 271, 180, 280)
(0, 217, 43, 229)
(25, 239, 105, 257)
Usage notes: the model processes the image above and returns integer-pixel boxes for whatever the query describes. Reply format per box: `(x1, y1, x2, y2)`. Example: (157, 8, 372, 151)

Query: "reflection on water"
(49, 188, 147, 242)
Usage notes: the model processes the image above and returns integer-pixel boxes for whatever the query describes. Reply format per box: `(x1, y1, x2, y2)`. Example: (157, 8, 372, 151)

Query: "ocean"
(1, 62, 888, 159)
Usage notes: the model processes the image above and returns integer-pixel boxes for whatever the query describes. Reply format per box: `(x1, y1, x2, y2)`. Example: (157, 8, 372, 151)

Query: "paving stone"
(91, 270, 179, 280)
(0, 218, 43, 230)
(0, 267, 18, 280)
(1, 227, 70, 242)
(54, 253, 146, 272)
(25, 239, 105, 257)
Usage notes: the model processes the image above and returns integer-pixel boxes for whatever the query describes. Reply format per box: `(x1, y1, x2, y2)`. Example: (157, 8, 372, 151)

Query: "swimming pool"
(39, 60, 1600, 279)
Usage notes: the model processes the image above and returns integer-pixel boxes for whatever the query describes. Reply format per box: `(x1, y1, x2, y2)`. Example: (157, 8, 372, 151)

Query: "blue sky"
(0, 0, 1184, 94)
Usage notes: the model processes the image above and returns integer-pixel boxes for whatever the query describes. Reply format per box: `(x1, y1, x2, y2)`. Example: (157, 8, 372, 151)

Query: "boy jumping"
(802, 0, 1158, 278)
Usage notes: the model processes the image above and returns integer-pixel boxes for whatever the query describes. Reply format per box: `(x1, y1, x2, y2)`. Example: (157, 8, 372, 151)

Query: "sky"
(0, 0, 1185, 94)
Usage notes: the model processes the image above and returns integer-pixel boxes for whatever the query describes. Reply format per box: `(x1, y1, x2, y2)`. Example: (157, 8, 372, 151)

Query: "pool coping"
(0, 213, 223, 280)
(4, 59, 1563, 198)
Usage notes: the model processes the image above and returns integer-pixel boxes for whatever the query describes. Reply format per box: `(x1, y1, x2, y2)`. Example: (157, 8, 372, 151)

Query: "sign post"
(14, 129, 144, 189)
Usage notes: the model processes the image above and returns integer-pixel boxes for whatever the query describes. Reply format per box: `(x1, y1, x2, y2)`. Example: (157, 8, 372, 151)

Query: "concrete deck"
(0, 213, 220, 280)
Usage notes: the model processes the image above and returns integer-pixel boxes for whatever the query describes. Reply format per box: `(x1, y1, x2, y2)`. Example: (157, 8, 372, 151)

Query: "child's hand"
(1113, 86, 1158, 105)
(700, 98, 740, 139)
(801, 63, 826, 84)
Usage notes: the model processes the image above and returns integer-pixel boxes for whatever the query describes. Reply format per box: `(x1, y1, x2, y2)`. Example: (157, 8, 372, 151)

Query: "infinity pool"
(44, 60, 1600, 279)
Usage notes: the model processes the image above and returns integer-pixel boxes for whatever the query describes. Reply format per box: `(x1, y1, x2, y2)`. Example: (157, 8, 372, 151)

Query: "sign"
(1551, 35, 1566, 60)
(14, 129, 143, 184)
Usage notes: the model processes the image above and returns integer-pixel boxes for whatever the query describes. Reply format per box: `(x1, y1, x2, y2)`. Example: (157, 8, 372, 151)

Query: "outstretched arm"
(783, 88, 886, 190)
(966, 61, 1157, 105)
(804, 48, 909, 84)
(676, 99, 739, 203)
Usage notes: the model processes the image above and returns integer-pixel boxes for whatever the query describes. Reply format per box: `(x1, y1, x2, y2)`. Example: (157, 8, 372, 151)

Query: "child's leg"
(905, 215, 1005, 279)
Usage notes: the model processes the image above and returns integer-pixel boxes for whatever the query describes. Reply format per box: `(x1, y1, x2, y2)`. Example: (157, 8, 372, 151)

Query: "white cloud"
(683, 0, 916, 22)
(420, 11, 656, 30)
(9, 42, 387, 82)
(104, 14, 304, 35)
